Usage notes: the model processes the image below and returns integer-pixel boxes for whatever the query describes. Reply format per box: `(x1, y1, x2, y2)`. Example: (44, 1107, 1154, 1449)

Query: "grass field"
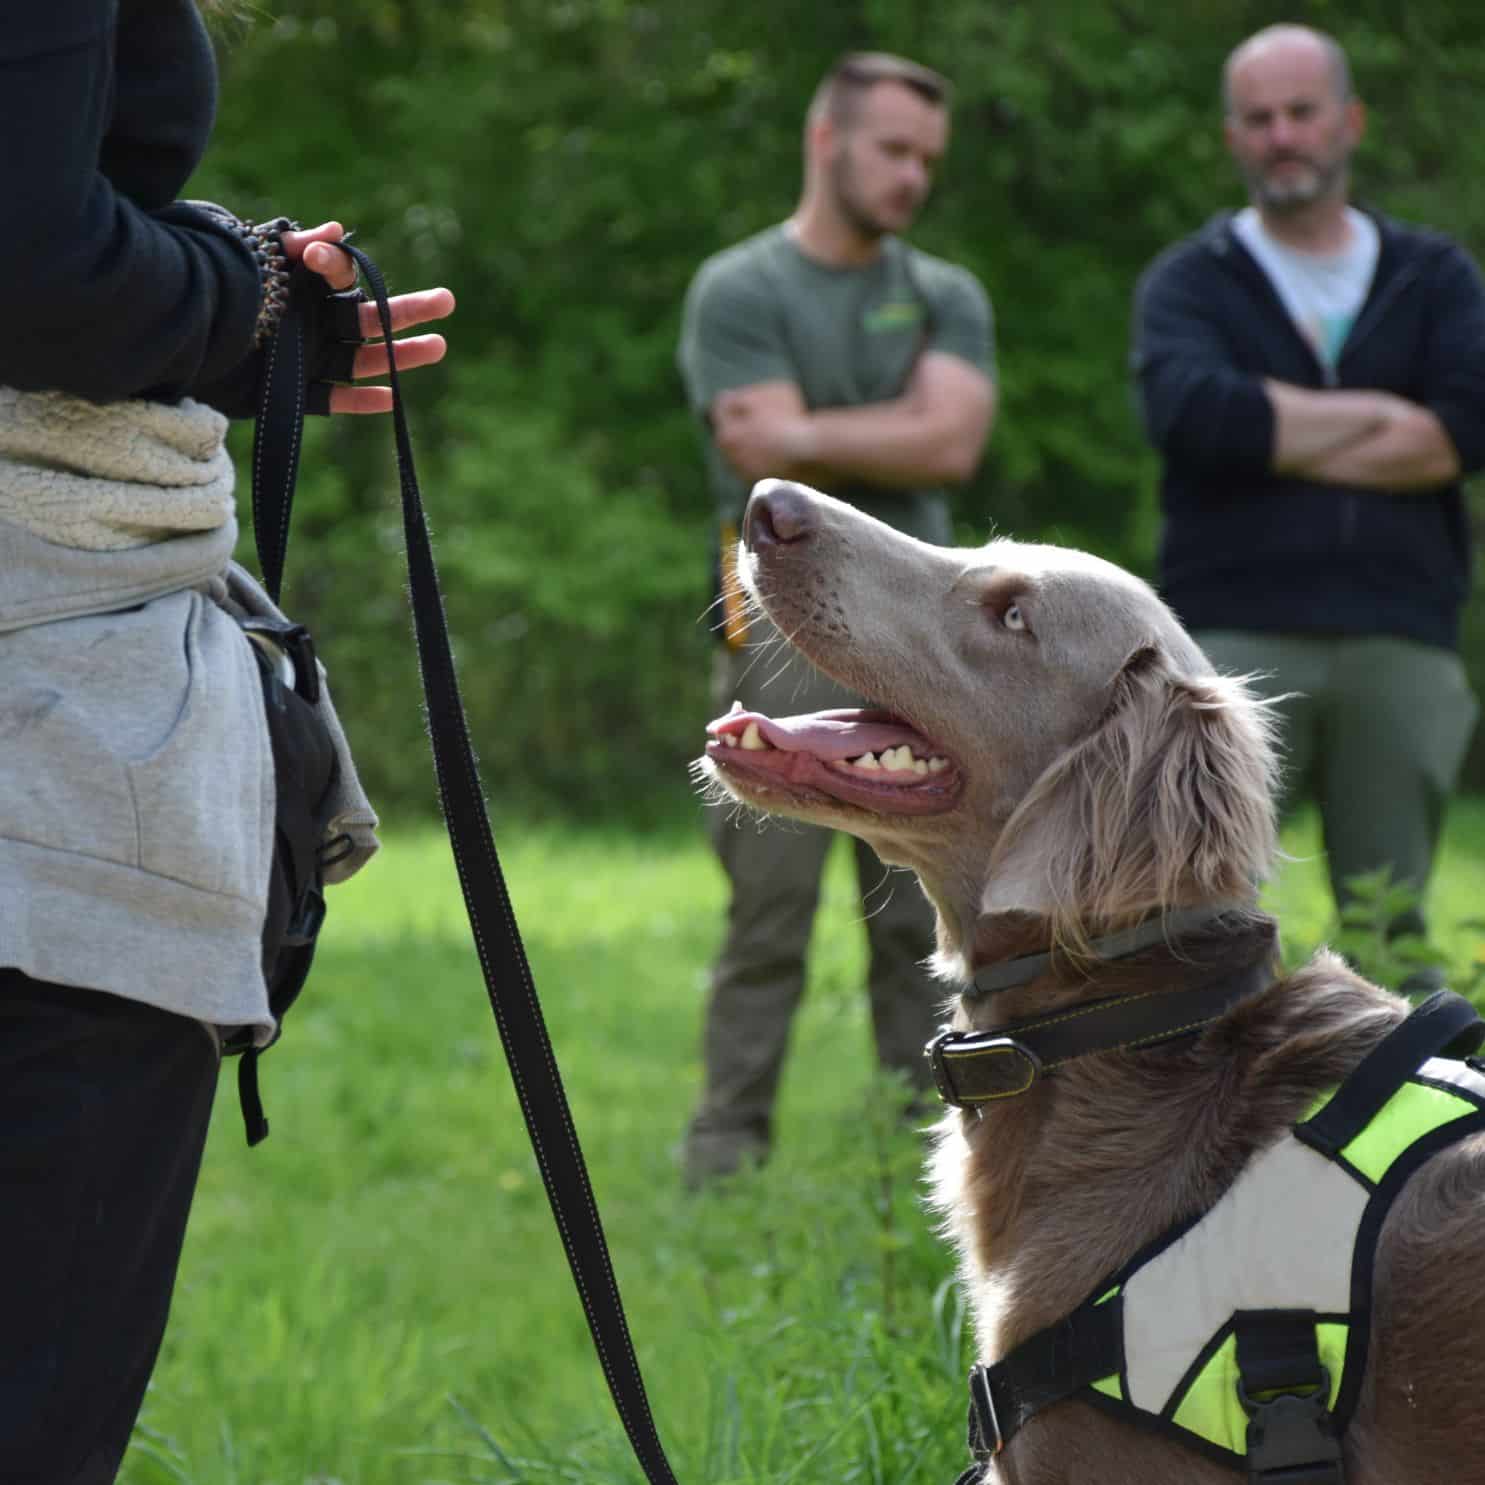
(122, 799, 1485, 1485)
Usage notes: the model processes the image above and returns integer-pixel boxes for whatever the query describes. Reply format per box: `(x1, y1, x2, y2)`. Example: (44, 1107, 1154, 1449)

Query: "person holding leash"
(1132, 24, 1485, 977)
(677, 52, 996, 1186)
(0, 3, 453, 1480)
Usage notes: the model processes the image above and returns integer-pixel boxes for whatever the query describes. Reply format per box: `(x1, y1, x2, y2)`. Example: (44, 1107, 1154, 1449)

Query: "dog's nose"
(745, 479, 818, 548)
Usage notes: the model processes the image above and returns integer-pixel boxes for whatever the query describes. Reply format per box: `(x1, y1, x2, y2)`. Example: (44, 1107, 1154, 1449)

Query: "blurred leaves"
(191, 0, 1485, 816)
(1334, 866, 1485, 997)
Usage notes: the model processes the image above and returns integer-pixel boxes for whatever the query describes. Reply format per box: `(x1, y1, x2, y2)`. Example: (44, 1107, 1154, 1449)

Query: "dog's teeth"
(740, 722, 768, 751)
(723, 733, 739, 747)
(843, 746, 945, 776)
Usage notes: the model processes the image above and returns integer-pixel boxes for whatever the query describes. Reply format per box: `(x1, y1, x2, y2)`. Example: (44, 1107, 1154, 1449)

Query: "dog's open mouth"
(704, 706, 961, 816)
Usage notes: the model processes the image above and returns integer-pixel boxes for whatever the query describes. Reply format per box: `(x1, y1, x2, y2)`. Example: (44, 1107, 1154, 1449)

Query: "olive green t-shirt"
(677, 224, 996, 539)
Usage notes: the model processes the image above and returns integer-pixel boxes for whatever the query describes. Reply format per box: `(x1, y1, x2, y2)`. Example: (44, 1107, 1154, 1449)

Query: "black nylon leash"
(252, 243, 682, 1485)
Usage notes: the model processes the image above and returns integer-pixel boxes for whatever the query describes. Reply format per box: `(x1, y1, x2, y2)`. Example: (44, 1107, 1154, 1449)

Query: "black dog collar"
(970, 904, 1250, 997)
(927, 954, 1273, 1110)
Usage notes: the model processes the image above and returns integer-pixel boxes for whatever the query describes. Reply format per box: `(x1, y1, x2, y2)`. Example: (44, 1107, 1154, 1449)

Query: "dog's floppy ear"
(986, 643, 1278, 951)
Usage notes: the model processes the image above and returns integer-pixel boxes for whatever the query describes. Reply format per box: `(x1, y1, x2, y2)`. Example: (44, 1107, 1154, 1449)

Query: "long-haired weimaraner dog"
(698, 479, 1485, 1485)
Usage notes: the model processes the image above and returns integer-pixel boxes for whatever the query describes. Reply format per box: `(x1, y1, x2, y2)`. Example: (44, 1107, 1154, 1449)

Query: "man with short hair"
(1133, 24, 1485, 970)
(677, 52, 996, 1185)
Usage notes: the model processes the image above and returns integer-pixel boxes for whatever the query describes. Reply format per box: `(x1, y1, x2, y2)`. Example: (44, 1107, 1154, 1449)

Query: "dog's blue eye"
(1003, 604, 1027, 632)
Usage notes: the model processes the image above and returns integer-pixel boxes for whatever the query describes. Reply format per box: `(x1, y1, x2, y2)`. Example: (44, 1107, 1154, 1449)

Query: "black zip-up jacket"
(1133, 209, 1485, 651)
(0, 0, 262, 410)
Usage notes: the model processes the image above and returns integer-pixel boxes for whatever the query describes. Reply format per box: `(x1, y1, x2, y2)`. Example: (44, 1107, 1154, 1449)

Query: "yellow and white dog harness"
(956, 991, 1485, 1485)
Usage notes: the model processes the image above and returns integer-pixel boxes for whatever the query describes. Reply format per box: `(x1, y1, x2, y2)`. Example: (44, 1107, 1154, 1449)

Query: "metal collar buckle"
(967, 1365, 1004, 1457)
(927, 1028, 1044, 1109)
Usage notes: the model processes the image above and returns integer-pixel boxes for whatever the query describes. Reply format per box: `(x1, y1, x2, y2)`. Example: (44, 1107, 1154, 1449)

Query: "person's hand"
(713, 389, 818, 474)
(281, 222, 455, 415)
(1368, 390, 1429, 431)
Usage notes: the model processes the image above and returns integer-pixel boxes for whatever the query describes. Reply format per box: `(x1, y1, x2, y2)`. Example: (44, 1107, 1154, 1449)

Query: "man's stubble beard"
(1247, 150, 1350, 214)
(828, 146, 897, 241)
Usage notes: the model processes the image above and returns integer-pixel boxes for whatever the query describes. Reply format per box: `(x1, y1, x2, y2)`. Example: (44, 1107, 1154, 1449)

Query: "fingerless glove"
(175, 200, 368, 419)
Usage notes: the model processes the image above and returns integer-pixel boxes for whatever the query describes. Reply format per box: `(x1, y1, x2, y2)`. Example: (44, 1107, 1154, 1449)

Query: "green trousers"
(683, 624, 943, 1185)
(1194, 630, 1477, 943)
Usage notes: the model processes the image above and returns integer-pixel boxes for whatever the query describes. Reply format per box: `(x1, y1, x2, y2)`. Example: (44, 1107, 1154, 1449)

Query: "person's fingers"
(281, 222, 359, 290)
(349, 333, 448, 381)
(327, 385, 394, 415)
(302, 239, 359, 292)
(279, 221, 345, 260)
(326, 335, 450, 412)
(356, 287, 456, 339)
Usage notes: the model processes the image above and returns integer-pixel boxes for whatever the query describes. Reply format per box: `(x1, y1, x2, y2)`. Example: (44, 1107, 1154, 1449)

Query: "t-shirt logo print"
(862, 301, 924, 334)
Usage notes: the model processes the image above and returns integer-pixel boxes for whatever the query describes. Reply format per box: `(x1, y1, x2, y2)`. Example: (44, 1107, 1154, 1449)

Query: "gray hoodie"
(0, 388, 377, 1042)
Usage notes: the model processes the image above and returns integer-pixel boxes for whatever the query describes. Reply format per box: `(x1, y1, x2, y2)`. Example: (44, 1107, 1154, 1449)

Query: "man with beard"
(676, 52, 995, 1186)
(1133, 24, 1485, 975)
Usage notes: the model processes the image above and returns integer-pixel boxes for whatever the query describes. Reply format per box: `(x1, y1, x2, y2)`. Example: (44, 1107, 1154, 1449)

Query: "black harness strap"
(1295, 990, 1484, 1158)
(964, 1296, 1123, 1462)
(1234, 1310, 1344, 1484)
(252, 246, 682, 1485)
(1235, 1310, 1329, 1399)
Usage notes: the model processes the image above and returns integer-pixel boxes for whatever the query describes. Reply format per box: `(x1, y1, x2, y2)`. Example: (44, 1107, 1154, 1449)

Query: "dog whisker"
(856, 864, 905, 923)
(695, 592, 729, 627)
(731, 629, 792, 690)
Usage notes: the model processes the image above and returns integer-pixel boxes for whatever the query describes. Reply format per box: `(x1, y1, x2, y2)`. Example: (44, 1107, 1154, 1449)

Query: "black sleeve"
(1418, 241, 1485, 477)
(0, 5, 262, 405)
(1131, 247, 1275, 477)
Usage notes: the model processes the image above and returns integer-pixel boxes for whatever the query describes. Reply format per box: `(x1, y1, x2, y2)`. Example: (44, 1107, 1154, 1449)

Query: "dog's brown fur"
(700, 481, 1485, 1484)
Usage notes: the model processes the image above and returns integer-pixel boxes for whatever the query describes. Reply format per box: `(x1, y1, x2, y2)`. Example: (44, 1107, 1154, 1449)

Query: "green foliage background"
(192, 0, 1485, 819)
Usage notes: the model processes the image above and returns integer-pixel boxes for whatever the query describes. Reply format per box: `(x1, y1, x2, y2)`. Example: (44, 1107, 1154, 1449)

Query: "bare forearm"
(1264, 380, 1390, 471)
(710, 360, 992, 489)
(802, 399, 986, 488)
(1303, 408, 1462, 490)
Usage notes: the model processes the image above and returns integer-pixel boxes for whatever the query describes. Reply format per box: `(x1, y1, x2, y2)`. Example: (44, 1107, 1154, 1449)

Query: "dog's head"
(698, 481, 1279, 980)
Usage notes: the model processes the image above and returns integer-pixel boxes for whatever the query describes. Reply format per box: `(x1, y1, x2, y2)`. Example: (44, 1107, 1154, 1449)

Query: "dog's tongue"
(707, 706, 928, 761)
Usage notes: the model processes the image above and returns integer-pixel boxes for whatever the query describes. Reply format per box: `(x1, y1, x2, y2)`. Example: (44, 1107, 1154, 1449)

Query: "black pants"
(0, 972, 219, 1485)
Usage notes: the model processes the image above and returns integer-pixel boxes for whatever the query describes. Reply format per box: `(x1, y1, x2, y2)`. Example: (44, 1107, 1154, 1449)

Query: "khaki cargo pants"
(1196, 630, 1478, 972)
